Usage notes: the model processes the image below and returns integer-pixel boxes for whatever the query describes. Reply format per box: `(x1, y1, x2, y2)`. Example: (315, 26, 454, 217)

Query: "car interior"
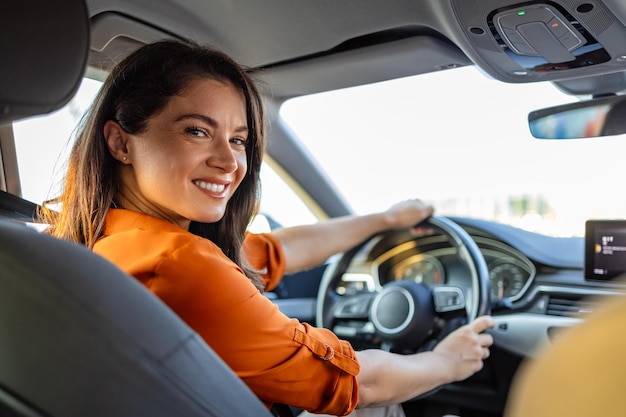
(3, 0, 626, 416)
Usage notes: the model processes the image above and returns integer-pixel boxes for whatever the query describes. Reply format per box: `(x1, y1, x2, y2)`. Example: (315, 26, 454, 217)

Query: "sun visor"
(88, 13, 178, 76)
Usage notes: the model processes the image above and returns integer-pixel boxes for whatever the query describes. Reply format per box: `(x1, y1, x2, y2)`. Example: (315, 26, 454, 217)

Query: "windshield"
(280, 65, 626, 237)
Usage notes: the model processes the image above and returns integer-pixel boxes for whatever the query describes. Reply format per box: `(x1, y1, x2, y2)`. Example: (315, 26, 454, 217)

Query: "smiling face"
(105, 78, 249, 229)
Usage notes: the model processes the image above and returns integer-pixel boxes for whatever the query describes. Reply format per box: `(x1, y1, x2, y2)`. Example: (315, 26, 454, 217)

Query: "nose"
(207, 138, 238, 172)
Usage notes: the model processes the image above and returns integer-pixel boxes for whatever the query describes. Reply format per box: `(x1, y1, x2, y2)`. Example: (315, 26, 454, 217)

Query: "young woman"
(41, 39, 494, 416)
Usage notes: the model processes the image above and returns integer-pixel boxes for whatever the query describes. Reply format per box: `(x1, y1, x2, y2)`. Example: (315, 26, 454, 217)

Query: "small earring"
(122, 156, 127, 161)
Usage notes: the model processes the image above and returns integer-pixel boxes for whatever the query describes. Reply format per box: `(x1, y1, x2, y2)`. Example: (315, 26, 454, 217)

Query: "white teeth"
(193, 180, 226, 193)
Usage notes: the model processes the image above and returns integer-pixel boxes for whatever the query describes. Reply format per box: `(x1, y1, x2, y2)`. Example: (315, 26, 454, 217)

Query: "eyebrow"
(177, 114, 249, 133)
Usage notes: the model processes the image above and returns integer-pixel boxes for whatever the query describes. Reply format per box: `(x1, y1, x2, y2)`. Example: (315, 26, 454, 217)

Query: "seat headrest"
(0, 0, 89, 124)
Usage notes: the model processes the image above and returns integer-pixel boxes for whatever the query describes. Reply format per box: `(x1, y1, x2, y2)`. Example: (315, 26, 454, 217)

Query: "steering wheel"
(316, 216, 491, 353)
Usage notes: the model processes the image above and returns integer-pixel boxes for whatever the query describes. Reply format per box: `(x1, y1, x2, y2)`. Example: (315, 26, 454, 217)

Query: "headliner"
(85, 0, 626, 99)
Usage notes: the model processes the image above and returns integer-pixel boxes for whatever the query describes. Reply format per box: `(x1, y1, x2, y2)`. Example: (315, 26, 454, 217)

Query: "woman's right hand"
(431, 315, 496, 382)
(355, 315, 496, 408)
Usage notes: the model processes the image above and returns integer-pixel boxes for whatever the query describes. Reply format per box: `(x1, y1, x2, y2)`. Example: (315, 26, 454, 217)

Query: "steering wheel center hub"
(370, 281, 436, 350)
(371, 286, 415, 332)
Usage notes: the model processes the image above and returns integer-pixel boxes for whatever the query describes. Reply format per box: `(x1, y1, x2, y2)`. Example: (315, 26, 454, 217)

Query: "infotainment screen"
(585, 220, 626, 281)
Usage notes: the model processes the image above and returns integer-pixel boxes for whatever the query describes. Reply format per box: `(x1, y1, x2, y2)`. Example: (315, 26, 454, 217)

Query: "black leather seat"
(0, 1, 272, 416)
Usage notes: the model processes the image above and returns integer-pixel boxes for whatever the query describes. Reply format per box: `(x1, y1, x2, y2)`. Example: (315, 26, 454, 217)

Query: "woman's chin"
(192, 210, 227, 224)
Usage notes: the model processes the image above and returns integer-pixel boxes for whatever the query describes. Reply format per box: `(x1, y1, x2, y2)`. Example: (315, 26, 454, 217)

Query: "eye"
(231, 136, 247, 147)
(186, 126, 208, 137)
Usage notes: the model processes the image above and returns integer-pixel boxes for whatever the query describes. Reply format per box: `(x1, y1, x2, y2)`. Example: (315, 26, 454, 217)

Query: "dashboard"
(327, 216, 626, 356)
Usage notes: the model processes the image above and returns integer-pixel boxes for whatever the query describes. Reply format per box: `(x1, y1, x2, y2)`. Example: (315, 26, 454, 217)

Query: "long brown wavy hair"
(39, 39, 266, 287)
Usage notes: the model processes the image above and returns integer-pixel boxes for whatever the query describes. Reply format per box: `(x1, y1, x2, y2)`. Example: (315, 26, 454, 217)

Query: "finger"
(478, 332, 494, 348)
(482, 347, 491, 360)
(470, 315, 496, 333)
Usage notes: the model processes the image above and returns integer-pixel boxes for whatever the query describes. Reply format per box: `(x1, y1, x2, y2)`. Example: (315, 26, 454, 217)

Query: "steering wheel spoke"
(432, 285, 468, 316)
(332, 292, 375, 320)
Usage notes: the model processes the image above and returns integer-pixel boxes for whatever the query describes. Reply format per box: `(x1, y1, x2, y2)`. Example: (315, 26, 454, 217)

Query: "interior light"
(517, 10, 526, 16)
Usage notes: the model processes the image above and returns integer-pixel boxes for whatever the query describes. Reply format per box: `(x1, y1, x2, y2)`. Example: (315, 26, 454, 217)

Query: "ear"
(104, 120, 131, 163)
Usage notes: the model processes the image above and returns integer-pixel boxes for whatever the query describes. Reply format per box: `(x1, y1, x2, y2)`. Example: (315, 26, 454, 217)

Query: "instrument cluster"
(373, 236, 535, 301)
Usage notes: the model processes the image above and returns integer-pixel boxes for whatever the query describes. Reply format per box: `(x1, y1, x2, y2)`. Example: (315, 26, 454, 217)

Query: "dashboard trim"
(524, 285, 626, 303)
(489, 313, 581, 358)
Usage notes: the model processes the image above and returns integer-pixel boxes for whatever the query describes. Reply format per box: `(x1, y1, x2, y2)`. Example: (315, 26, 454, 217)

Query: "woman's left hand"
(383, 198, 434, 229)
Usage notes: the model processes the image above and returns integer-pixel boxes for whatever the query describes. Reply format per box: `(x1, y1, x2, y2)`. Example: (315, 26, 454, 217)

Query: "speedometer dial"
(489, 262, 526, 299)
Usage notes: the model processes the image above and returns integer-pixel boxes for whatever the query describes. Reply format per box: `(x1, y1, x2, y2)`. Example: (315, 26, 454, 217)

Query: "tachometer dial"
(393, 255, 444, 285)
(489, 262, 526, 299)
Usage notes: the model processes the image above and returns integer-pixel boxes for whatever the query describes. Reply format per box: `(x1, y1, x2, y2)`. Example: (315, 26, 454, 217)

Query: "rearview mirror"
(528, 95, 626, 139)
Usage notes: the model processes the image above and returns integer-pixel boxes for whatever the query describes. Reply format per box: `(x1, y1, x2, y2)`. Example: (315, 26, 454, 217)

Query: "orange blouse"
(93, 209, 360, 415)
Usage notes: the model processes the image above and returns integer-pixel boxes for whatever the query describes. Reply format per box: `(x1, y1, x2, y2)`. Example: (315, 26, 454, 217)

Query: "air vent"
(546, 294, 596, 317)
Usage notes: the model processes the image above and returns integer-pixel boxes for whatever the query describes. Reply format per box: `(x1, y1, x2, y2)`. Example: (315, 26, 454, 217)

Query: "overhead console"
(451, 0, 626, 83)
(493, 4, 599, 66)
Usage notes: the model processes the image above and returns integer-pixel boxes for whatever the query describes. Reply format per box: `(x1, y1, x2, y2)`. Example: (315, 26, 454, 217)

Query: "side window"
(13, 78, 102, 205)
(249, 163, 319, 232)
